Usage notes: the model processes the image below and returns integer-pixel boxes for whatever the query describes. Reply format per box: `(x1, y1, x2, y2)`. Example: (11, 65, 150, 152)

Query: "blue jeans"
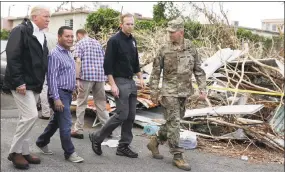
(36, 89, 74, 158)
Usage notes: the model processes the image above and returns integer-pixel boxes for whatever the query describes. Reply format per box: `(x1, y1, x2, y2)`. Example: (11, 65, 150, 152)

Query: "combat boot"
(172, 153, 191, 171)
(147, 136, 163, 159)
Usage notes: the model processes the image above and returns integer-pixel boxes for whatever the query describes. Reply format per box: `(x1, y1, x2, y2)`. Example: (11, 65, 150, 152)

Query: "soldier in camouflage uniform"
(147, 17, 207, 171)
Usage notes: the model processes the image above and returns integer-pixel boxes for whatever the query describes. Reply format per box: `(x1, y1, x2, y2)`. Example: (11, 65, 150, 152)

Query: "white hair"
(29, 5, 50, 20)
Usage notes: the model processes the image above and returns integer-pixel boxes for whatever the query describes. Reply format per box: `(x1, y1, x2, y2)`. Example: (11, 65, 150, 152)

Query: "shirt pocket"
(178, 51, 194, 75)
(163, 51, 177, 74)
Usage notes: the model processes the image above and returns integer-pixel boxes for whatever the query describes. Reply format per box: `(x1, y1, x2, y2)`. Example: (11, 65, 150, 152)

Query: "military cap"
(166, 17, 184, 32)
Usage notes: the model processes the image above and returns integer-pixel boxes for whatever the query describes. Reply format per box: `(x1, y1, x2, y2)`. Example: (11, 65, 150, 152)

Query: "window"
(266, 23, 270, 31)
(272, 24, 277, 32)
(65, 19, 73, 29)
(262, 22, 266, 30)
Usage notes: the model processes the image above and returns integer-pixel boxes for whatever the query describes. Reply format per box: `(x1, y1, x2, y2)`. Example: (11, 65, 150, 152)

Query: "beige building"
(4, 10, 91, 35)
(237, 26, 280, 38)
(261, 19, 284, 33)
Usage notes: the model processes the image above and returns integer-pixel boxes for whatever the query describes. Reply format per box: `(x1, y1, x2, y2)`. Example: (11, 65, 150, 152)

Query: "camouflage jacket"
(149, 39, 206, 97)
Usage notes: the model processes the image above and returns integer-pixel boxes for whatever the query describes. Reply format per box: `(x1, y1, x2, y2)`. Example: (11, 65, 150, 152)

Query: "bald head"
(29, 5, 51, 30)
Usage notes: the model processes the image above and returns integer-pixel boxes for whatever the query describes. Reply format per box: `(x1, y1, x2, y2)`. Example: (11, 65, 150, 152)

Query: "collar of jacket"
(119, 30, 133, 40)
(21, 18, 34, 36)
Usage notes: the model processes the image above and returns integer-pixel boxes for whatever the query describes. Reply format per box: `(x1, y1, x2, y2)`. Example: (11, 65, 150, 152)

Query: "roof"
(237, 26, 280, 34)
(261, 19, 284, 23)
(6, 10, 92, 21)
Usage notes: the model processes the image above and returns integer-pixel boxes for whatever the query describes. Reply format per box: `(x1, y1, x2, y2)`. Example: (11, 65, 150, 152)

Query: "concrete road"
(1, 93, 283, 172)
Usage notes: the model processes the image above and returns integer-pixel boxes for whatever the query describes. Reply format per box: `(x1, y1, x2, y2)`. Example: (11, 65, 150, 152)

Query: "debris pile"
(77, 10, 284, 162)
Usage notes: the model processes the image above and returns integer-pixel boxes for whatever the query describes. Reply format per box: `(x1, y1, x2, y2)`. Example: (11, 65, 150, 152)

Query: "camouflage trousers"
(157, 96, 186, 154)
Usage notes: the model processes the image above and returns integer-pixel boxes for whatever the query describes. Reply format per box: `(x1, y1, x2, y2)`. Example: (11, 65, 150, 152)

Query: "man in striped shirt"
(71, 29, 110, 139)
(36, 26, 84, 163)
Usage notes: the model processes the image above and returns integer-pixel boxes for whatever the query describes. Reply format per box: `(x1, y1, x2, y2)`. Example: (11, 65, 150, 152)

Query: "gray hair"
(29, 5, 50, 20)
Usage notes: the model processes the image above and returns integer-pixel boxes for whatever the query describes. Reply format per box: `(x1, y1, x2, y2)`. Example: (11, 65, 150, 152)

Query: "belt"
(114, 76, 133, 79)
(61, 89, 73, 93)
(124, 76, 133, 79)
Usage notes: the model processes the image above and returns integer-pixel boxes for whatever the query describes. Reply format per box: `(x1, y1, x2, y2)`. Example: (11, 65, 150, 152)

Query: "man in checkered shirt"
(71, 29, 110, 139)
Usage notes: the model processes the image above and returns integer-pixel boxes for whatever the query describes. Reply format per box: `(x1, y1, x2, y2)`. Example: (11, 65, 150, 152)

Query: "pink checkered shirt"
(73, 37, 107, 82)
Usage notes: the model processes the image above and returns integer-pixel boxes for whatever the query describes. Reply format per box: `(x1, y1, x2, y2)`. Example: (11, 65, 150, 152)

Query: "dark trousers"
(93, 77, 137, 147)
(36, 89, 75, 158)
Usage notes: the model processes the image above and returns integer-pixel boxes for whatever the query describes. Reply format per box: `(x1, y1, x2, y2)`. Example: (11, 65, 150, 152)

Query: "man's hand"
(140, 78, 145, 89)
(16, 84, 26, 95)
(150, 91, 159, 104)
(198, 91, 207, 101)
(54, 99, 64, 112)
(111, 84, 119, 98)
(77, 79, 84, 92)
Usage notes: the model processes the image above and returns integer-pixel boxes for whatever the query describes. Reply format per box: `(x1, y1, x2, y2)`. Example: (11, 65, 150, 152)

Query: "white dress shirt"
(31, 21, 45, 48)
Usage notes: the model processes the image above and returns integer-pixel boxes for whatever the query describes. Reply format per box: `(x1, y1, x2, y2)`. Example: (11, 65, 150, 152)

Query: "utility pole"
(8, 4, 15, 16)
(26, 5, 31, 17)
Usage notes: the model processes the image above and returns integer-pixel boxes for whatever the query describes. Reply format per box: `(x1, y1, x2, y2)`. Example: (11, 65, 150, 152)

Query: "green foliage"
(153, 2, 181, 25)
(135, 20, 156, 31)
(153, 2, 167, 23)
(236, 28, 283, 52)
(164, 2, 181, 20)
(184, 20, 202, 40)
(85, 8, 120, 34)
(0, 29, 10, 40)
(263, 36, 284, 51)
(236, 28, 262, 43)
(84, 6, 283, 54)
(192, 40, 204, 47)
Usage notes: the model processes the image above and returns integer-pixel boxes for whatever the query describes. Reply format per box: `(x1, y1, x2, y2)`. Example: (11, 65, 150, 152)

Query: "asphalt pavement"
(1, 93, 283, 172)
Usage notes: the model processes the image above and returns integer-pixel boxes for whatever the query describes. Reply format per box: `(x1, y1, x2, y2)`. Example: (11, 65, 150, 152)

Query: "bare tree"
(55, 1, 69, 12)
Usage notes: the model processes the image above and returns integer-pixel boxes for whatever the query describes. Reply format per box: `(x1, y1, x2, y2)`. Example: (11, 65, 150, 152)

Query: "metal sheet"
(184, 104, 264, 118)
(201, 48, 247, 79)
(269, 105, 284, 136)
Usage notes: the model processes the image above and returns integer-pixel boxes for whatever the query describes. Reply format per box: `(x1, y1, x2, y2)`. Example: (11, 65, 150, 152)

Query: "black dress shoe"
(116, 146, 138, 158)
(89, 133, 102, 155)
(38, 116, 50, 120)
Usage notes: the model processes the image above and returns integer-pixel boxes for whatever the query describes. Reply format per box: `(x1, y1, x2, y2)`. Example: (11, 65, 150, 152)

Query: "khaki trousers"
(74, 81, 109, 134)
(9, 90, 39, 155)
(39, 78, 52, 118)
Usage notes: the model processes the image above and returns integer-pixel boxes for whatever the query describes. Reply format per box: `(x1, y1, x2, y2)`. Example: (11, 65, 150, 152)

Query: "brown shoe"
(71, 131, 84, 139)
(147, 136, 163, 159)
(23, 154, 41, 164)
(172, 153, 191, 171)
(8, 153, 29, 169)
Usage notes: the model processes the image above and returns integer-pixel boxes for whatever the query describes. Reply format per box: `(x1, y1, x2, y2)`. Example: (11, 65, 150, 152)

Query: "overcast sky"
(1, 1, 284, 29)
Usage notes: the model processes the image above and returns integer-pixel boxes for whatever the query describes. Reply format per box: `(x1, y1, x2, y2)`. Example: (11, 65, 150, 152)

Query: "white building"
(261, 19, 284, 33)
(5, 10, 92, 35)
